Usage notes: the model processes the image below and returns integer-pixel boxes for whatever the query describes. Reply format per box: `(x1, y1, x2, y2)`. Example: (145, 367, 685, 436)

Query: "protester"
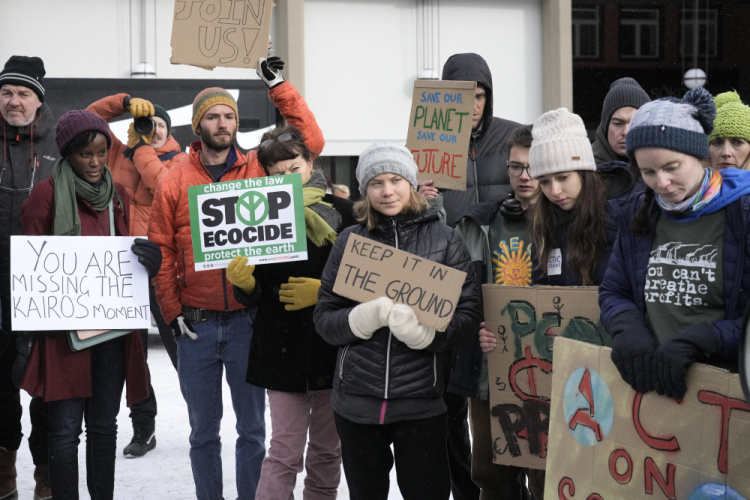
(313, 143, 481, 500)
(87, 93, 186, 458)
(148, 56, 324, 500)
(455, 125, 539, 499)
(17, 110, 157, 500)
(416, 51, 520, 500)
(0, 55, 57, 500)
(708, 91, 750, 170)
(600, 87, 750, 402)
(225, 125, 355, 499)
(591, 77, 651, 165)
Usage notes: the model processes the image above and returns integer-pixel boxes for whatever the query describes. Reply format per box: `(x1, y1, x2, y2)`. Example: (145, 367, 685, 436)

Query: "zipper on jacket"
(383, 219, 399, 400)
(433, 353, 438, 386)
(339, 345, 350, 380)
(222, 268, 230, 310)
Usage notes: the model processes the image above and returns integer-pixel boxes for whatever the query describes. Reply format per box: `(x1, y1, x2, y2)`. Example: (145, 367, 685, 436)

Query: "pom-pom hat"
(708, 91, 750, 144)
(626, 87, 717, 159)
(529, 108, 596, 179)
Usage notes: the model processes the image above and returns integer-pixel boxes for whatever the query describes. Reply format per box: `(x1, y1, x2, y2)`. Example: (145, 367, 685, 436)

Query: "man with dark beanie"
(0, 55, 56, 500)
(87, 92, 186, 458)
(592, 77, 651, 164)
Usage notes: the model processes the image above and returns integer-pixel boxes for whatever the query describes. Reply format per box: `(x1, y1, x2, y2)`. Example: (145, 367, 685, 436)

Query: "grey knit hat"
(356, 143, 419, 195)
(626, 87, 716, 159)
(600, 77, 651, 134)
(529, 108, 596, 179)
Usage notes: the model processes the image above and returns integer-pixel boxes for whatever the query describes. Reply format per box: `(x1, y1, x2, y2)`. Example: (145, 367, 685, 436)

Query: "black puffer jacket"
(0, 105, 58, 329)
(314, 208, 481, 401)
(440, 53, 521, 227)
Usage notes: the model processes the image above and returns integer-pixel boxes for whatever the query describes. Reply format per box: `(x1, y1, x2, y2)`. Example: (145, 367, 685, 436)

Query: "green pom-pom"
(715, 91, 742, 110)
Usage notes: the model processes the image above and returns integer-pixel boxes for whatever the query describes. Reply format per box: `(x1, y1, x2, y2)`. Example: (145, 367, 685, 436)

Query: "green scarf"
(303, 170, 341, 247)
(52, 158, 122, 236)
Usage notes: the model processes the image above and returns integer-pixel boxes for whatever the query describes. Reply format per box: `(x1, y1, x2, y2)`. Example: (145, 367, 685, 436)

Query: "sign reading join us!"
(10, 236, 151, 331)
(170, 0, 275, 70)
(188, 174, 307, 271)
(333, 233, 466, 332)
(406, 80, 476, 191)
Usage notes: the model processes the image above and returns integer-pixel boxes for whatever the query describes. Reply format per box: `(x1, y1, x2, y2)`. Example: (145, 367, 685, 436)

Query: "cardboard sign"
(188, 174, 307, 271)
(406, 80, 476, 191)
(10, 236, 150, 331)
(170, 0, 275, 70)
(545, 337, 750, 499)
(483, 285, 611, 470)
(333, 233, 466, 332)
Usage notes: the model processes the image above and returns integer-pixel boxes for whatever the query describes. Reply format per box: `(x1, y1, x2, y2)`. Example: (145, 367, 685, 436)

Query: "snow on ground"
(15, 335, 409, 499)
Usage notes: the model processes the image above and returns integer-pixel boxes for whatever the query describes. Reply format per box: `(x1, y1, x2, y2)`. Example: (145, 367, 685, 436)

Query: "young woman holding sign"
(313, 143, 480, 500)
(225, 125, 356, 500)
(600, 87, 750, 401)
(17, 110, 160, 500)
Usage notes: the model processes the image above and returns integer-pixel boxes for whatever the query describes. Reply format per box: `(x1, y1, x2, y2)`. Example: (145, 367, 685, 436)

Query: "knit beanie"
(153, 104, 172, 135)
(599, 77, 651, 134)
(192, 88, 238, 133)
(0, 56, 46, 102)
(356, 143, 419, 195)
(626, 87, 716, 160)
(56, 110, 112, 157)
(529, 108, 596, 179)
(708, 91, 750, 144)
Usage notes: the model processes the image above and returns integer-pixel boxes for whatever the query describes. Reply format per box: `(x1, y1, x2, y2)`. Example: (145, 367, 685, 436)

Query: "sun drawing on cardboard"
(493, 240, 532, 286)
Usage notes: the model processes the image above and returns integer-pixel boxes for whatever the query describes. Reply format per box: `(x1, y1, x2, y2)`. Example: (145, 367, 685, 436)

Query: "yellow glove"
(279, 277, 321, 311)
(226, 256, 256, 293)
(127, 122, 154, 149)
(128, 97, 155, 119)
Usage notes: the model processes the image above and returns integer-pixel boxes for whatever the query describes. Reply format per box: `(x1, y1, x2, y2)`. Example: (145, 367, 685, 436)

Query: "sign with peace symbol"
(236, 191, 269, 226)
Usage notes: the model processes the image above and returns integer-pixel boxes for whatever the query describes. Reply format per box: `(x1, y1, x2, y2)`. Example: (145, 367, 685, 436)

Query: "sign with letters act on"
(188, 174, 307, 271)
(545, 337, 750, 499)
(483, 285, 611, 470)
(333, 233, 466, 332)
(406, 80, 476, 191)
(170, 0, 275, 70)
(10, 236, 150, 331)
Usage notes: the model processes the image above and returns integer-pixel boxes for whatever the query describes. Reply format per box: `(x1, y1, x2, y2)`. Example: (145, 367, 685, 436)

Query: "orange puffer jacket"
(87, 94, 187, 236)
(147, 81, 324, 324)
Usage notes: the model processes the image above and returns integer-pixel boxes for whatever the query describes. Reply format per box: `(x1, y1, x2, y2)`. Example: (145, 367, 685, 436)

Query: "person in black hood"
(0, 55, 56, 500)
(420, 53, 521, 230)
(591, 77, 650, 165)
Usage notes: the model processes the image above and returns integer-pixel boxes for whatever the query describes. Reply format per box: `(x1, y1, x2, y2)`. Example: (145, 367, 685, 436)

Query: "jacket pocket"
(339, 345, 350, 380)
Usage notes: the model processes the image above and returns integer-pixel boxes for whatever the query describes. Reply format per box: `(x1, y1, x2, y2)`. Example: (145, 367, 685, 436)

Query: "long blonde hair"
(353, 188, 430, 230)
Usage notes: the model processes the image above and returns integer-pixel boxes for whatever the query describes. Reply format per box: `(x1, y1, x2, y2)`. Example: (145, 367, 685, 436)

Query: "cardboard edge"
(413, 80, 478, 90)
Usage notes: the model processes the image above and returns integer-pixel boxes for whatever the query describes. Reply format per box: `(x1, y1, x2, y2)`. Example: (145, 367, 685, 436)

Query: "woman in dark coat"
(226, 125, 355, 499)
(313, 143, 481, 500)
(19, 110, 158, 500)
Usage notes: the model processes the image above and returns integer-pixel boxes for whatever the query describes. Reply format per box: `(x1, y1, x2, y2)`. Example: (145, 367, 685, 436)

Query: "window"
(619, 8, 660, 58)
(681, 9, 719, 58)
(573, 8, 601, 59)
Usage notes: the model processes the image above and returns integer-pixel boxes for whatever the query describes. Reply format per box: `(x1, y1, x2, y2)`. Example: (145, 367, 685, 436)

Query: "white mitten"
(388, 304, 436, 350)
(348, 297, 394, 340)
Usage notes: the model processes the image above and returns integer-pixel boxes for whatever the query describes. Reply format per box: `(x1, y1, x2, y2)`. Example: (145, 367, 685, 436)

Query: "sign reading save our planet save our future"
(188, 173, 307, 271)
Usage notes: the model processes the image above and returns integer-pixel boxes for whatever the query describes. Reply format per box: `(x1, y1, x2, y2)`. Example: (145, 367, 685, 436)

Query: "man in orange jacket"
(148, 57, 324, 500)
(88, 94, 186, 459)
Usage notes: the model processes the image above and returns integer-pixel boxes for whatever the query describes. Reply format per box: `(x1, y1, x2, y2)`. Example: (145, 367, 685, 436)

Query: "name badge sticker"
(548, 248, 562, 276)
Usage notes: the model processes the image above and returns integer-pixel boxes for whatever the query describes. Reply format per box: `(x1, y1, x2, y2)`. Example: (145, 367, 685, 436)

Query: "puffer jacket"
(313, 208, 481, 402)
(87, 94, 187, 236)
(439, 53, 521, 227)
(0, 105, 59, 329)
(148, 81, 324, 324)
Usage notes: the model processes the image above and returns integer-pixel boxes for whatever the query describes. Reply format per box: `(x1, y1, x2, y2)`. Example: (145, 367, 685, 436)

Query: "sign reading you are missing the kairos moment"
(11, 236, 151, 331)
(188, 174, 307, 271)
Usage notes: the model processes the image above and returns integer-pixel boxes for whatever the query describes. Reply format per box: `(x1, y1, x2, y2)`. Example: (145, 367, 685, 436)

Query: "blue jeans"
(176, 310, 266, 500)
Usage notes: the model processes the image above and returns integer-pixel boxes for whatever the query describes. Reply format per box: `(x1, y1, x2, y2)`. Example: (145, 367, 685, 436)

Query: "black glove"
(653, 322, 718, 400)
(131, 238, 162, 278)
(256, 56, 285, 88)
(170, 315, 197, 340)
(609, 310, 658, 393)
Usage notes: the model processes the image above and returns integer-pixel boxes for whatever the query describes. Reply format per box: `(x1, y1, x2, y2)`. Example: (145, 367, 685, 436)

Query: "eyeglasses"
(507, 162, 531, 177)
(0, 157, 38, 193)
(260, 132, 294, 150)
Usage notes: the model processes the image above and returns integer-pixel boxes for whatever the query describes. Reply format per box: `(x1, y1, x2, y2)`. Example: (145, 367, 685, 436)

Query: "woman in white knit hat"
(313, 143, 481, 500)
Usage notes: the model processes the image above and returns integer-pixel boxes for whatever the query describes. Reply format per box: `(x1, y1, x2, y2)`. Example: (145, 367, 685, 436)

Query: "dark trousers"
(334, 411, 451, 500)
(47, 337, 126, 500)
(0, 321, 48, 464)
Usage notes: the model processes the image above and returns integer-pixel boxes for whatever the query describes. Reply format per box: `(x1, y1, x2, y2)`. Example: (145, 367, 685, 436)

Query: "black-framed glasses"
(507, 162, 531, 177)
(260, 132, 294, 150)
